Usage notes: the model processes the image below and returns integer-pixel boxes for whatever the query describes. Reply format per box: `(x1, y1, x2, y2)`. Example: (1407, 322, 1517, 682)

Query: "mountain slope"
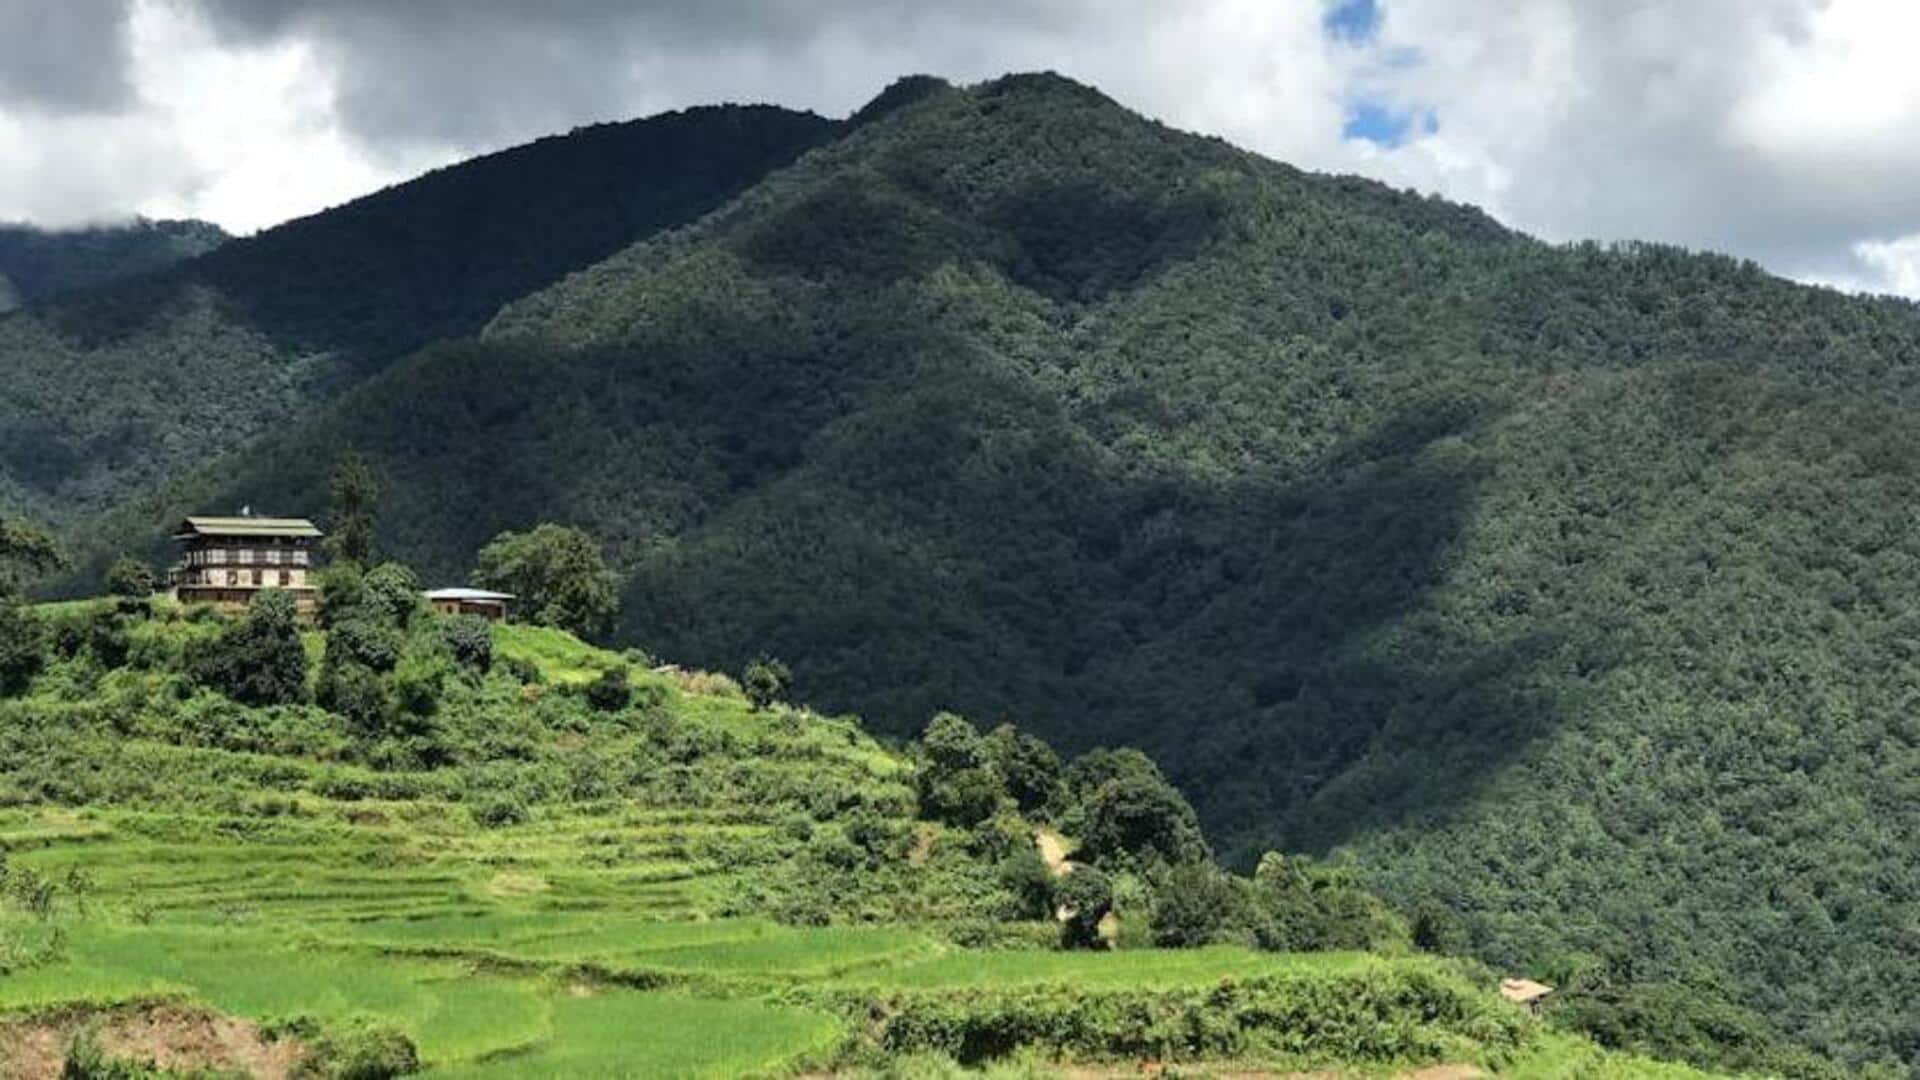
(43, 73, 1920, 1071)
(0, 104, 839, 531)
(0, 218, 227, 312)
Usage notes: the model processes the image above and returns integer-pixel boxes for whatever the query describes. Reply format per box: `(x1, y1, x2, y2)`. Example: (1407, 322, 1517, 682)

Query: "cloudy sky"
(2, 0, 1918, 296)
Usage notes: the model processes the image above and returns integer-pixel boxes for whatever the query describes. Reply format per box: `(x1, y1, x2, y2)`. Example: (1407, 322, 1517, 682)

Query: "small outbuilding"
(1499, 977, 1554, 1013)
(424, 587, 514, 621)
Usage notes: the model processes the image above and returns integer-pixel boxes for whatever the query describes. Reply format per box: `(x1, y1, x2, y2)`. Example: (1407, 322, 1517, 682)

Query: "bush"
(473, 792, 530, 828)
(1053, 866, 1113, 949)
(439, 614, 492, 672)
(916, 712, 1004, 827)
(315, 563, 370, 629)
(190, 590, 306, 706)
(1077, 775, 1209, 870)
(996, 847, 1056, 921)
(742, 656, 791, 711)
(987, 724, 1065, 818)
(0, 601, 45, 695)
(104, 555, 157, 598)
(584, 666, 631, 712)
(317, 661, 389, 731)
(327, 617, 402, 673)
(362, 562, 422, 627)
(295, 1018, 420, 1080)
(1149, 862, 1256, 948)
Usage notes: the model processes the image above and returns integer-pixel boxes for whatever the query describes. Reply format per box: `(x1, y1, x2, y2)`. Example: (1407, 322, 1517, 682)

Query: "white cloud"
(0, 0, 1917, 298)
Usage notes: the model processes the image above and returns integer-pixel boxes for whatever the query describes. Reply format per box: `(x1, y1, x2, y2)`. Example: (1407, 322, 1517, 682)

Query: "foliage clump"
(473, 524, 618, 639)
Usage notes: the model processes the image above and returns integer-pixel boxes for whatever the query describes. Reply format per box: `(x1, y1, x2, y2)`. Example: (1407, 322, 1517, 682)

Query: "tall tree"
(0, 519, 62, 598)
(472, 524, 618, 639)
(325, 452, 378, 566)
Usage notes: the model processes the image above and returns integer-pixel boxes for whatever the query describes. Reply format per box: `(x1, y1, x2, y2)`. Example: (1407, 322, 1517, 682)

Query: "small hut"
(423, 588, 514, 621)
(1499, 978, 1554, 1013)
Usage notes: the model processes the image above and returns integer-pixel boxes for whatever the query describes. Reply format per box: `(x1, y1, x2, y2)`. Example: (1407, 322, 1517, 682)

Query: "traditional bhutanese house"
(170, 515, 322, 611)
(424, 587, 514, 621)
(1499, 978, 1554, 1013)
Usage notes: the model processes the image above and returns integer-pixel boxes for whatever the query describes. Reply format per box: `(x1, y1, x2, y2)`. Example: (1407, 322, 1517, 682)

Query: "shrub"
(0, 601, 45, 696)
(1077, 775, 1209, 869)
(390, 648, 450, 720)
(317, 661, 389, 732)
(473, 792, 530, 828)
(326, 617, 402, 673)
(584, 666, 631, 712)
(190, 590, 306, 706)
(295, 1017, 420, 1080)
(439, 614, 492, 672)
(1149, 862, 1257, 948)
(1053, 866, 1113, 949)
(996, 847, 1056, 921)
(916, 712, 1004, 827)
(742, 656, 791, 711)
(362, 562, 422, 627)
(987, 724, 1065, 818)
(315, 563, 370, 629)
(104, 555, 157, 598)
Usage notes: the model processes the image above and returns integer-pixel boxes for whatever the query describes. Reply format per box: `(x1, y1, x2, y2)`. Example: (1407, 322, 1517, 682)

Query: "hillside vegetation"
(11, 71, 1920, 1073)
(0, 104, 837, 538)
(0, 219, 226, 313)
(0, 590, 1711, 1078)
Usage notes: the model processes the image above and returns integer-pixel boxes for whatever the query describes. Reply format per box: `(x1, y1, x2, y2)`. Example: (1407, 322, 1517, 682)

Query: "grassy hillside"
(125, 73, 1920, 1071)
(0, 219, 227, 314)
(0, 104, 838, 536)
(0, 596, 1706, 1078)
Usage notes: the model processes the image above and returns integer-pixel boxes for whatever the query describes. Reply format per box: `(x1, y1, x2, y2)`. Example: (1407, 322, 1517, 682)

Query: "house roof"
(424, 588, 515, 602)
(175, 516, 322, 539)
(1499, 978, 1554, 1004)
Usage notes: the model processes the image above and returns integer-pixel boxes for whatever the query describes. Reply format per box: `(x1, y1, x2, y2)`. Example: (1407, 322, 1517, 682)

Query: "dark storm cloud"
(0, 0, 135, 113)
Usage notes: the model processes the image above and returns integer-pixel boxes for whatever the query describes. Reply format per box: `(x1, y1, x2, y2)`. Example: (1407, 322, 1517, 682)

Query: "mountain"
(0, 103, 839, 533)
(0, 217, 227, 312)
(16, 72, 1920, 1072)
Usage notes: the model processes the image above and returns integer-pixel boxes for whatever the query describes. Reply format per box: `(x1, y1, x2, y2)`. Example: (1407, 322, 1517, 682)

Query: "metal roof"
(176, 516, 322, 538)
(1499, 978, 1554, 1004)
(424, 588, 516, 602)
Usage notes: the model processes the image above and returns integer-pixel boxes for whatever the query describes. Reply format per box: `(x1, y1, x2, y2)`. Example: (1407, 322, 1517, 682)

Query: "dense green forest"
(0, 103, 839, 535)
(0, 218, 226, 313)
(11, 72, 1920, 1073)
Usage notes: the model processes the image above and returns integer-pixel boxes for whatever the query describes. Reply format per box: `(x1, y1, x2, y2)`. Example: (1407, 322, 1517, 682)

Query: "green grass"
(492, 623, 627, 685)
(435, 992, 841, 1080)
(830, 943, 1386, 990)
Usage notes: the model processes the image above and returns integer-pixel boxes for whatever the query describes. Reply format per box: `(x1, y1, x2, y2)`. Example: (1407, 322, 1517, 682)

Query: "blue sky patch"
(1342, 102, 1436, 147)
(1324, 0, 1381, 43)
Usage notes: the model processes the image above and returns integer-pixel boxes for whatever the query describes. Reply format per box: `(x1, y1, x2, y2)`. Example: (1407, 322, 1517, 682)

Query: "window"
(293, 550, 308, 566)
(209, 548, 226, 565)
(267, 549, 281, 565)
(226, 570, 239, 586)
(239, 548, 253, 565)
(251, 569, 263, 586)
(278, 570, 291, 587)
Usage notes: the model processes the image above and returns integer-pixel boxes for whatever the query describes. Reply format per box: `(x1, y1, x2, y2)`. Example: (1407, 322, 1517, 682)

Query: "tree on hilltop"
(473, 524, 618, 639)
(325, 452, 379, 565)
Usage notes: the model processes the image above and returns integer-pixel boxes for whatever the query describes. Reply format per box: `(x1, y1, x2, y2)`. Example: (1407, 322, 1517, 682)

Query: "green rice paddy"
(0, 613, 1698, 1077)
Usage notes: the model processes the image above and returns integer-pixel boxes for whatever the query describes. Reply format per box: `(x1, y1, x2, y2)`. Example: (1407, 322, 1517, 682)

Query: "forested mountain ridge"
(0, 103, 839, 534)
(0, 217, 227, 312)
(23, 72, 1920, 1073)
